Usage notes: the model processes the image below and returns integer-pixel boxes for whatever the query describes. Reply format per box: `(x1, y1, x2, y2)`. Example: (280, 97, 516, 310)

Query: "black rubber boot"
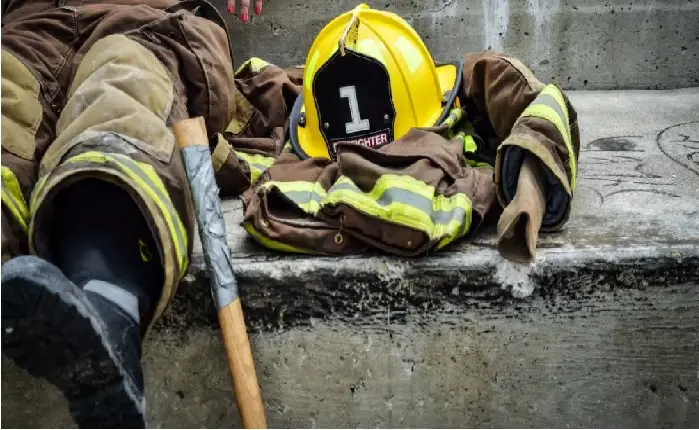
(1, 255, 146, 428)
(2, 178, 164, 429)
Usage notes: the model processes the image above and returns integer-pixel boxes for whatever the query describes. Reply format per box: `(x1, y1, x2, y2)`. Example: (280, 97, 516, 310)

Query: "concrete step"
(3, 88, 699, 428)
(224, 0, 699, 90)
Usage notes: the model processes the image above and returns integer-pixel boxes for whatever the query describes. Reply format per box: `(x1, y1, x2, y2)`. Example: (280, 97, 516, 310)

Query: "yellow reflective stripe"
(1, 189, 28, 232)
(235, 57, 271, 76)
(521, 104, 576, 189)
(234, 150, 275, 183)
(260, 174, 473, 245)
(456, 132, 478, 154)
(446, 113, 476, 149)
(454, 133, 493, 168)
(254, 172, 473, 249)
(520, 84, 577, 189)
(57, 151, 189, 277)
(262, 180, 326, 215)
(541, 84, 570, 126)
(115, 156, 189, 276)
(464, 159, 494, 169)
(1, 166, 29, 232)
(325, 175, 472, 243)
(440, 108, 463, 128)
(29, 174, 49, 211)
(138, 238, 153, 262)
(242, 221, 314, 254)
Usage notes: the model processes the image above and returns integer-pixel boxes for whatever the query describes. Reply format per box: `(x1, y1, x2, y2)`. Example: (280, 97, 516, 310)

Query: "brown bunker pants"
(0, 0, 236, 331)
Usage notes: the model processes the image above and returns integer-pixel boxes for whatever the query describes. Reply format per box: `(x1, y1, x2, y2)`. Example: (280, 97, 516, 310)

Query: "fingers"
(227, 0, 260, 23)
(239, 0, 250, 22)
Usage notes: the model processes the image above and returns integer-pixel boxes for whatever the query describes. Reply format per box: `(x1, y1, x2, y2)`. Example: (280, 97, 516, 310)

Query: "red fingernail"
(242, 10, 248, 22)
(227, 5, 233, 13)
(255, 4, 261, 15)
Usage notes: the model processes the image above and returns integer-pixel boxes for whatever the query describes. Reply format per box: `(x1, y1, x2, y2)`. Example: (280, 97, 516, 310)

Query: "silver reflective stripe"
(84, 279, 140, 323)
(233, 150, 275, 177)
(328, 181, 467, 225)
(534, 93, 569, 139)
(249, 163, 270, 173)
(283, 190, 325, 206)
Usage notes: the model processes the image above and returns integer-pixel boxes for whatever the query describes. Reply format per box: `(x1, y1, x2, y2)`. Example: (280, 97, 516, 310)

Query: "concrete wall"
(224, 0, 699, 90)
(4, 282, 698, 428)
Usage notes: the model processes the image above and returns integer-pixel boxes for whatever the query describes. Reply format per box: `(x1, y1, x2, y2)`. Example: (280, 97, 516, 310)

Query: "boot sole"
(1, 256, 146, 429)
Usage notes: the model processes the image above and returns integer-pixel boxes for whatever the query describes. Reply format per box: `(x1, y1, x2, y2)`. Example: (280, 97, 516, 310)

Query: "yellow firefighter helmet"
(289, 3, 462, 160)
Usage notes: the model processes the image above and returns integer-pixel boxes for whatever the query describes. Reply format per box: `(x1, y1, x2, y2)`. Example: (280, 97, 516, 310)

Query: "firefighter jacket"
(217, 53, 581, 257)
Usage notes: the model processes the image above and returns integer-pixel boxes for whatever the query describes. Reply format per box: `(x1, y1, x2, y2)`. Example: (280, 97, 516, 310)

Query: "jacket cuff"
(495, 137, 572, 231)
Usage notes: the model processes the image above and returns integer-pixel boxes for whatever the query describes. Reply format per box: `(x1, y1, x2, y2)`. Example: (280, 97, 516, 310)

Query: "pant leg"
(28, 4, 235, 334)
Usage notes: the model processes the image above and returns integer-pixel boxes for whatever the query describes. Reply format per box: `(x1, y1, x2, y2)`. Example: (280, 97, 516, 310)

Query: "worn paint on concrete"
(2, 89, 699, 428)
(222, 0, 699, 90)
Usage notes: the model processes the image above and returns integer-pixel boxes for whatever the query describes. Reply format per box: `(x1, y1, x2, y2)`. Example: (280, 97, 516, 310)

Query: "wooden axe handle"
(173, 117, 267, 429)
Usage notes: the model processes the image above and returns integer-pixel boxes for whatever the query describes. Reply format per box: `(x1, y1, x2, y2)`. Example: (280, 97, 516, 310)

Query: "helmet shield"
(313, 49, 396, 159)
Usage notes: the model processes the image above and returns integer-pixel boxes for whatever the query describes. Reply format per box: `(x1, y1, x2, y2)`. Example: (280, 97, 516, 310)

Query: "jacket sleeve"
(212, 58, 304, 197)
(460, 51, 581, 231)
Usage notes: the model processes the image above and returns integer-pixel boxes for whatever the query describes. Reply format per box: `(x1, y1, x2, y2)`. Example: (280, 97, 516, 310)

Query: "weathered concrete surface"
(6, 292, 698, 428)
(2, 88, 699, 428)
(222, 0, 699, 90)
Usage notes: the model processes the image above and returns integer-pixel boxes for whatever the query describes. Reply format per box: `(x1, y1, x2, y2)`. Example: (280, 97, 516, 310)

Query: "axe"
(173, 117, 267, 428)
